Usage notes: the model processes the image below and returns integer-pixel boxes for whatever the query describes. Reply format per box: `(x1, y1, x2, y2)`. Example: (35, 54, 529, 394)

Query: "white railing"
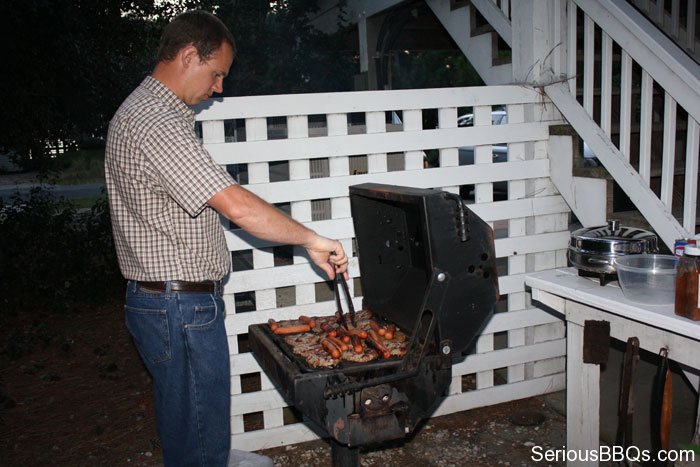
(556, 0, 700, 247)
(628, 0, 699, 62)
(195, 85, 568, 450)
(471, 0, 512, 46)
(463, 0, 700, 245)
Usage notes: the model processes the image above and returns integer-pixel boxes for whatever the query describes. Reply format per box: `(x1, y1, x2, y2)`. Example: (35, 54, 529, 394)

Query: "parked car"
(457, 111, 598, 198)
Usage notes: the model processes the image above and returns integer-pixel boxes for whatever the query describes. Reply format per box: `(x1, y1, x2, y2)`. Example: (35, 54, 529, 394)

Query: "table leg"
(567, 320, 600, 466)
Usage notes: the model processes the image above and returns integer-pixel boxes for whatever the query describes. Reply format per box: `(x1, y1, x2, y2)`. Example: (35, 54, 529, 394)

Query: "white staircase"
(429, 0, 700, 249)
(425, 0, 512, 85)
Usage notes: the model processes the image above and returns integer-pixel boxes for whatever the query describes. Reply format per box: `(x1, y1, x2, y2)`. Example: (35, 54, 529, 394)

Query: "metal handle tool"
(334, 274, 356, 327)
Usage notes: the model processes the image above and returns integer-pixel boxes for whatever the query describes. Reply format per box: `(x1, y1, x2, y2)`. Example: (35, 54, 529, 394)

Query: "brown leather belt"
(137, 280, 222, 294)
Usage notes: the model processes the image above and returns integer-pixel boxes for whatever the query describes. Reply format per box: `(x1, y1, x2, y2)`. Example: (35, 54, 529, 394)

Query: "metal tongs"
(333, 274, 356, 328)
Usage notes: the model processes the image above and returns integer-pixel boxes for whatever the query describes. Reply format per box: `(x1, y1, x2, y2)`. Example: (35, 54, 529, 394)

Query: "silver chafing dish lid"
(568, 220, 658, 276)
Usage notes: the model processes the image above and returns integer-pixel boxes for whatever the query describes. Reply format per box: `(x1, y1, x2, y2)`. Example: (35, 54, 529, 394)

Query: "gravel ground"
(259, 394, 568, 467)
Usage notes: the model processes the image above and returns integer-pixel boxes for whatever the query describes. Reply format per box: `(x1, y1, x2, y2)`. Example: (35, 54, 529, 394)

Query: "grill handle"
(323, 364, 419, 398)
(445, 193, 469, 242)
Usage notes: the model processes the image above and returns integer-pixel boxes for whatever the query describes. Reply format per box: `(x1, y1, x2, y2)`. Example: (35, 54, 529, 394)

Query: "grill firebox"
(248, 183, 499, 466)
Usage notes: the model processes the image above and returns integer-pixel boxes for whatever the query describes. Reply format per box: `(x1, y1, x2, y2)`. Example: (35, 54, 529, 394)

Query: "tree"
(0, 0, 166, 169)
(207, 0, 356, 96)
(1, 0, 356, 169)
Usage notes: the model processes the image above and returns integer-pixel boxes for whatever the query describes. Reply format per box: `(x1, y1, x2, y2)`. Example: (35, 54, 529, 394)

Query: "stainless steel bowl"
(568, 220, 658, 275)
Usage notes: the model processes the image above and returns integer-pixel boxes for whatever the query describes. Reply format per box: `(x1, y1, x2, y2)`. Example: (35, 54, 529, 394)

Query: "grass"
(71, 196, 104, 209)
(49, 149, 105, 185)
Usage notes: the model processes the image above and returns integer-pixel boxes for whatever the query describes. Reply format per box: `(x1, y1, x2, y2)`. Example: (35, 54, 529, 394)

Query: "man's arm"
(208, 184, 348, 280)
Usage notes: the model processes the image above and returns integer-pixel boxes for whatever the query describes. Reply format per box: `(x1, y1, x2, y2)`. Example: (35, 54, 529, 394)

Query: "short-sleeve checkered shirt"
(105, 76, 235, 282)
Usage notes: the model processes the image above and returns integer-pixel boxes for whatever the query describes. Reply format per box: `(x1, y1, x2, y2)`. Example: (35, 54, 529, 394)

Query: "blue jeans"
(124, 281, 230, 467)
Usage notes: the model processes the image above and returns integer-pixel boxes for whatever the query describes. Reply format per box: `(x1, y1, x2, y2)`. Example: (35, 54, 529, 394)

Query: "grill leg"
(330, 440, 359, 467)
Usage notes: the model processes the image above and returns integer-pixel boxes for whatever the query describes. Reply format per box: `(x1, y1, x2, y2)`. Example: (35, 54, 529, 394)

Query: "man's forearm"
(208, 184, 316, 247)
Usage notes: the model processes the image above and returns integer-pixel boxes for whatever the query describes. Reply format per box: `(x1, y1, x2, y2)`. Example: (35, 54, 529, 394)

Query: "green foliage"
(1, 0, 355, 169)
(213, 0, 356, 96)
(391, 50, 484, 90)
(48, 149, 106, 185)
(0, 187, 123, 314)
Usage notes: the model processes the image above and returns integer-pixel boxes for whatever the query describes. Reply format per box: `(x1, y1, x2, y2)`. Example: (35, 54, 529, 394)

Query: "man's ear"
(180, 45, 199, 69)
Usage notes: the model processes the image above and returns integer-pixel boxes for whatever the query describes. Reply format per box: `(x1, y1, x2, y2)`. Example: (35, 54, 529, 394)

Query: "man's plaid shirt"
(105, 76, 235, 282)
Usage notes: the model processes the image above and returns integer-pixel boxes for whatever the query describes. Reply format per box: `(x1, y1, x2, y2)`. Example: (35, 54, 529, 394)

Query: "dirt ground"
(0, 298, 567, 467)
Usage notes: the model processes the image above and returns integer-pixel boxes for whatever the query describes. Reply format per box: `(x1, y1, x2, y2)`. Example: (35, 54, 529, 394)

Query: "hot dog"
(366, 330, 391, 359)
(327, 335, 348, 352)
(384, 324, 395, 340)
(320, 338, 341, 359)
(299, 315, 317, 329)
(369, 320, 386, 336)
(351, 335, 363, 354)
(320, 323, 337, 337)
(336, 328, 352, 344)
(268, 319, 278, 332)
(272, 324, 311, 335)
(346, 327, 368, 339)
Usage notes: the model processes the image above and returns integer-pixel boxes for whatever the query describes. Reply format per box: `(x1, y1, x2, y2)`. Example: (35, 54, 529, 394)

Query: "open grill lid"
(349, 183, 499, 355)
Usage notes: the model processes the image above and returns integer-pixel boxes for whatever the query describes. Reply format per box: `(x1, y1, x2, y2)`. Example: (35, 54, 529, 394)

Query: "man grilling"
(105, 10, 349, 466)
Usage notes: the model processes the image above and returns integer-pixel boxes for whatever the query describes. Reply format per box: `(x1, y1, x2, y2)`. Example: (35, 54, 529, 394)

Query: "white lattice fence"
(195, 85, 569, 450)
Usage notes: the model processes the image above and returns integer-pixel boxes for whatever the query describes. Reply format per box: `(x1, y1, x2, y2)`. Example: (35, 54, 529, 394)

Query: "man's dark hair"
(157, 10, 236, 62)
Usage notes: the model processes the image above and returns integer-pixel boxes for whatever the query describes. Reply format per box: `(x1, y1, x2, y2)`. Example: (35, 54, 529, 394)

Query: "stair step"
(450, 0, 469, 11)
(470, 23, 496, 37)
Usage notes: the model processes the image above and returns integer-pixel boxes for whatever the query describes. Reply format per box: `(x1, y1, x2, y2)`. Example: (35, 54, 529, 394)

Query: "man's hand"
(304, 235, 349, 280)
(209, 185, 349, 280)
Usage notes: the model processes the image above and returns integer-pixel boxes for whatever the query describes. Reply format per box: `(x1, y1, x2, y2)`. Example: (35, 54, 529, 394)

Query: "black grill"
(248, 183, 499, 466)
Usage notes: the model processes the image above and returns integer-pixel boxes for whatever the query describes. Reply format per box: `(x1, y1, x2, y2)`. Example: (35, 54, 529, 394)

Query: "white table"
(525, 268, 700, 465)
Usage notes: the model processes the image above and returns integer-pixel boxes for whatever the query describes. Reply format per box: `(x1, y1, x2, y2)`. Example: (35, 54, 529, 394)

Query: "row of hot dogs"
(267, 315, 397, 360)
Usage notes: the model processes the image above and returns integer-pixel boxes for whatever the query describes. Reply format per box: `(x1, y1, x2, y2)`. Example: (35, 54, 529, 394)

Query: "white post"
(511, 0, 567, 85)
(357, 12, 381, 90)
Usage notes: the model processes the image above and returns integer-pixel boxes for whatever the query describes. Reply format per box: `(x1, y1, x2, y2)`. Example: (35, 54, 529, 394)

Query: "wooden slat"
(241, 159, 550, 205)
(567, 0, 578, 95)
(620, 50, 633, 161)
(195, 86, 544, 121)
(366, 111, 387, 173)
(403, 109, 425, 170)
(205, 122, 550, 164)
(660, 92, 676, 208)
(656, 0, 665, 26)
(225, 229, 566, 294)
(497, 231, 570, 259)
(222, 195, 570, 252)
(683, 118, 700, 233)
(433, 374, 566, 416)
(639, 70, 654, 183)
(601, 31, 613, 136)
(670, 0, 680, 38)
(453, 339, 565, 374)
(506, 103, 528, 315)
(246, 118, 270, 184)
(583, 14, 595, 117)
(224, 257, 360, 294)
(688, 0, 697, 52)
(201, 120, 225, 144)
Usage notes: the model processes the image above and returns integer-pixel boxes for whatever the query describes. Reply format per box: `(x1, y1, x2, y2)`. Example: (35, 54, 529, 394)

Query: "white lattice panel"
(196, 85, 570, 450)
